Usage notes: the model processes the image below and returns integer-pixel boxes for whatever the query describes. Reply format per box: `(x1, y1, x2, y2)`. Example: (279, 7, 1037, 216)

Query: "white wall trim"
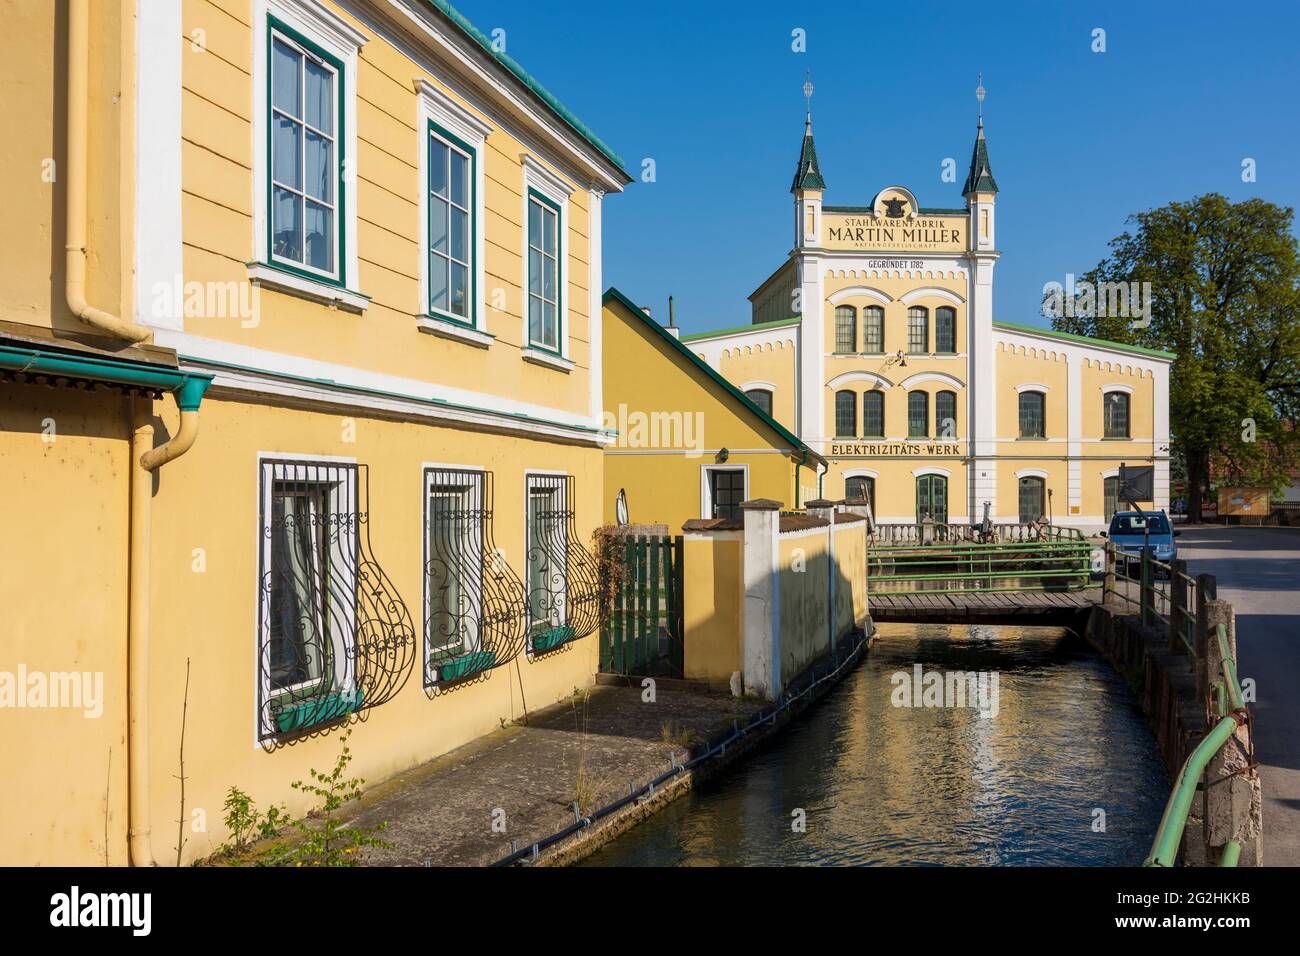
(740, 380, 778, 393)
(841, 467, 879, 479)
(911, 466, 952, 478)
(700, 463, 749, 519)
(588, 189, 604, 426)
(1101, 383, 1135, 395)
(1015, 382, 1050, 394)
(1015, 468, 1050, 480)
(521, 158, 571, 358)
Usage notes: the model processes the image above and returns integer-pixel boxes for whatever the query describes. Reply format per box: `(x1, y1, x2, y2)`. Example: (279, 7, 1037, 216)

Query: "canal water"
(581, 623, 1169, 866)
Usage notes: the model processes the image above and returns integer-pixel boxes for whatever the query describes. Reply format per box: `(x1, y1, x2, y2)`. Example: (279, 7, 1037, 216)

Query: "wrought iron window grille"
(423, 468, 528, 692)
(524, 474, 603, 655)
(257, 460, 416, 743)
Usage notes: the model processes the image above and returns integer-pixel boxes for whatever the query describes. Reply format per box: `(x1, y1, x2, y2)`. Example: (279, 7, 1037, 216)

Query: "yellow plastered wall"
(603, 301, 801, 529)
(0, 0, 132, 334)
(681, 535, 741, 688)
(994, 346, 1069, 439)
(822, 274, 967, 357)
(712, 336, 798, 432)
(180, 0, 593, 416)
(0, 385, 131, 865)
(136, 394, 603, 865)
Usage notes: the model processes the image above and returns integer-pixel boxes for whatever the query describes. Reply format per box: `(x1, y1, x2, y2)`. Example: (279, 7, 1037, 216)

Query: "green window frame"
(862, 306, 884, 353)
(427, 121, 476, 325)
(935, 307, 956, 353)
(834, 305, 857, 353)
(1019, 390, 1046, 438)
(1104, 391, 1130, 438)
(835, 390, 857, 437)
(266, 16, 345, 286)
(908, 391, 929, 438)
(745, 388, 773, 416)
(527, 189, 562, 353)
(916, 475, 948, 523)
(1018, 476, 1046, 524)
(907, 306, 929, 354)
(862, 390, 884, 437)
(935, 390, 957, 438)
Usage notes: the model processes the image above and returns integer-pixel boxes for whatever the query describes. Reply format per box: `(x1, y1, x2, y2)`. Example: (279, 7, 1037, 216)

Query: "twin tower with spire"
(789, 78, 998, 257)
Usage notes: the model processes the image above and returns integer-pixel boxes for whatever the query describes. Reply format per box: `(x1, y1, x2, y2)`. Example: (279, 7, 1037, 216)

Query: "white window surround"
(899, 371, 964, 390)
(1101, 383, 1135, 395)
(416, 77, 491, 333)
(911, 466, 952, 478)
(251, 0, 366, 307)
(1015, 383, 1050, 393)
(700, 463, 749, 519)
(900, 287, 966, 305)
(827, 286, 894, 305)
(741, 380, 778, 393)
(827, 371, 894, 390)
(841, 467, 879, 479)
(1015, 468, 1050, 480)
(521, 154, 573, 359)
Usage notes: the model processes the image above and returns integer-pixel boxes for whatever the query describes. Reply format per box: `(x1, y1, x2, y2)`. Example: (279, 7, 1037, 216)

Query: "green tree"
(1050, 194, 1300, 521)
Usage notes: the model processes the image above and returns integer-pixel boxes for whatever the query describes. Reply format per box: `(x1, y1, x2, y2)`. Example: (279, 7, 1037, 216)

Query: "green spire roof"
(790, 117, 826, 192)
(962, 120, 998, 195)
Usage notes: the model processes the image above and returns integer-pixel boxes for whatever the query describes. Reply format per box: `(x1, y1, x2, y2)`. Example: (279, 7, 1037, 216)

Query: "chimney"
(664, 295, 680, 339)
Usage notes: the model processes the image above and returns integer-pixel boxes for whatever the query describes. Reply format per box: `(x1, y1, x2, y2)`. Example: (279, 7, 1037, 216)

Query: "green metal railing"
(867, 525, 1092, 594)
(1103, 544, 1200, 655)
(1144, 623, 1248, 867)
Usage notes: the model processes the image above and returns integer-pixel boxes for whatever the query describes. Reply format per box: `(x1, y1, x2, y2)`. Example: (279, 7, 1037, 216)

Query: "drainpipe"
(66, 0, 152, 345)
(129, 377, 210, 866)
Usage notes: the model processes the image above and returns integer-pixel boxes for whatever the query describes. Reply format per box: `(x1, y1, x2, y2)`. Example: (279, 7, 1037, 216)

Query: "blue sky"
(453, 0, 1300, 336)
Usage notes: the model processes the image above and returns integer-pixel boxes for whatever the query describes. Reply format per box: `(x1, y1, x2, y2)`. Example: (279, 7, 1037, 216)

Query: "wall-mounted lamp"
(716, 447, 730, 463)
(881, 350, 908, 371)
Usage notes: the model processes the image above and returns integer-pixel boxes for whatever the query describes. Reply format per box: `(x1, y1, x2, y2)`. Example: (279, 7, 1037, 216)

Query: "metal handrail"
(867, 536, 1093, 594)
(1144, 624, 1249, 867)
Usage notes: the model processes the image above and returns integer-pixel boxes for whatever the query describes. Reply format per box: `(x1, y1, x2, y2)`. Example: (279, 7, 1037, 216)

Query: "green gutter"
(680, 316, 801, 343)
(1144, 623, 1248, 867)
(0, 343, 212, 410)
(995, 320, 1177, 360)
(420, 1, 629, 179)
(603, 287, 823, 466)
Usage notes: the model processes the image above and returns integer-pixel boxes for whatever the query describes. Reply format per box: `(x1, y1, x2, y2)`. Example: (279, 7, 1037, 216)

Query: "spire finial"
(975, 72, 986, 134)
(803, 71, 814, 128)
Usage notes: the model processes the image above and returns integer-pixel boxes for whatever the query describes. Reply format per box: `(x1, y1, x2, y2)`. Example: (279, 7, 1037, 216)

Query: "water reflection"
(581, 623, 1168, 866)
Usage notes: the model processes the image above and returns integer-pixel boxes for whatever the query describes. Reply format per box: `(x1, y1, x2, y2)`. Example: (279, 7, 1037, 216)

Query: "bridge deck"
(868, 587, 1102, 622)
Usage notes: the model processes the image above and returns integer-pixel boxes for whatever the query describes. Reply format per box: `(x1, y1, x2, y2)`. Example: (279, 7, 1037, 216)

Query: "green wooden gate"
(600, 534, 684, 677)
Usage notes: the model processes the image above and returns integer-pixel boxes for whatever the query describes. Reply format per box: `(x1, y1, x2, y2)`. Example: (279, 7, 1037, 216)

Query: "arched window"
(1104, 391, 1130, 438)
(935, 306, 956, 353)
(834, 390, 857, 437)
(935, 390, 957, 438)
(907, 306, 929, 354)
(908, 391, 928, 438)
(845, 476, 875, 508)
(862, 391, 884, 437)
(862, 306, 885, 353)
(744, 388, 773, 417)
(1018, 476, 1046, 524)
(834, 305, 857, 353)
(1018, 390, 1046, 438)
(1104, 475, 1121, 520)
(916, 475, 947, 523)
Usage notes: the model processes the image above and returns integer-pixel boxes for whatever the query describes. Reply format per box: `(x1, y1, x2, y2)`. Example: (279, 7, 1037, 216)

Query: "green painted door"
(916, 475, 948, 523)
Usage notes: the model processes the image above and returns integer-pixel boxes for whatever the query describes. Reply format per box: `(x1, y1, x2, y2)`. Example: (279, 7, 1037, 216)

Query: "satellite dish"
(615, 488, 629, 527)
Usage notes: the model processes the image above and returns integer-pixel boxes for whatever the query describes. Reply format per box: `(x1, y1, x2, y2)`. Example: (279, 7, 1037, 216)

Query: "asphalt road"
(1178, 525, 1300, 866)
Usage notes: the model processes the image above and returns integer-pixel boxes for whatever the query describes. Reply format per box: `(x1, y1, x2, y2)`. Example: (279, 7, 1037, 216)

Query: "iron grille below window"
(424, 469, 528, 691)
(525, 474, 604, 654)
(257, 460, 415, 743)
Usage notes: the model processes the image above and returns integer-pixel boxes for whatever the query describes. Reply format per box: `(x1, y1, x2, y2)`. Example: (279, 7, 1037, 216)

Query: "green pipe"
(1144, 713, 1240, 866)
(0, 343, 212, 410)
(1220, 841, 1241, 867)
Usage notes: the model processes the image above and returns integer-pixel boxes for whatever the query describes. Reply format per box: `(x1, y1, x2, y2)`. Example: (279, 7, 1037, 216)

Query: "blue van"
(1103, 510, 1179, 570)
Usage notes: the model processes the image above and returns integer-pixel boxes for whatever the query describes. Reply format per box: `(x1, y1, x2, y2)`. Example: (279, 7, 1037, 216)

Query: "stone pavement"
(340, 681, 766, 866)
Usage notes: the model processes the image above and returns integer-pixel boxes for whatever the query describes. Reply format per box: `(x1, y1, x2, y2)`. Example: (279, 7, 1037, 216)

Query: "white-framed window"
(424, 468, 485, 683)
(251, 1, 365, 302)
(416, 80, 491, 332)
(522, 156, 572, 357)
(257, 458, 359, 740)
(701, 463, 749, 520)
(525, 473, 570, 642)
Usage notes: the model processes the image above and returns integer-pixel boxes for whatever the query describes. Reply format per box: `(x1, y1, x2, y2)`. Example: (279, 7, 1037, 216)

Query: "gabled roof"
(420, 1, 629, 180)
(962, 121, 998, 195)
(603, 288, 824, 466)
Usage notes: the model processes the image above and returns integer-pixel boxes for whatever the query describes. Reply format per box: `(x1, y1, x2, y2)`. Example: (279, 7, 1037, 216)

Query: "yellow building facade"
(601, 288, 822, 530)
(684, 113, 1172, 530)
(0, 0, 628, 865)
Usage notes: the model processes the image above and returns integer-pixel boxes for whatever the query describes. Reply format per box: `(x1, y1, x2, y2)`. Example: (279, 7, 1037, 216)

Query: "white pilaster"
(741, 501, 781, 701)
(968, 253, 998, 521)
(797, 255, 824, 448)
(1067, 355, 1082, 512)
(588, 188, 604, 425)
